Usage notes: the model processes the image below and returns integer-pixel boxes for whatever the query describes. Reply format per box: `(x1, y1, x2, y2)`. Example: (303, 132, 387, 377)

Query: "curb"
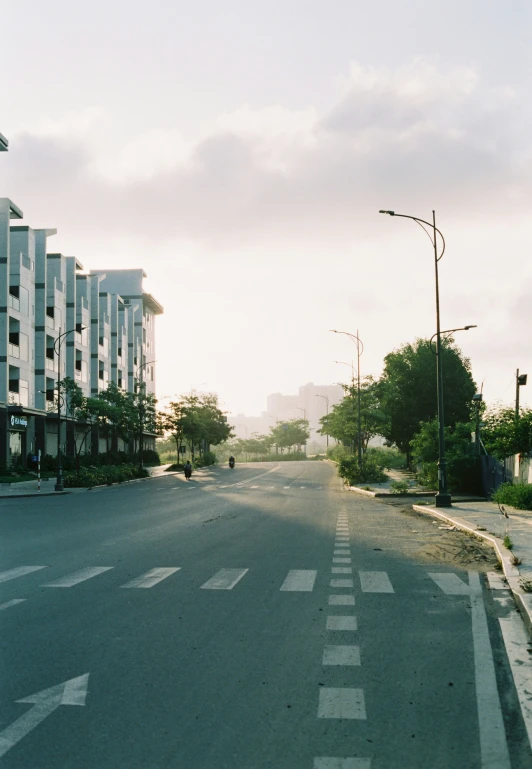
(412, 503, 532, 639)
(349, 486, 437, 498)
(1, 491, 70, 500)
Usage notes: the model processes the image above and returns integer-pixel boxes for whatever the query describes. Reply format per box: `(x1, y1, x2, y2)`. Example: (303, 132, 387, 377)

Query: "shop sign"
(10, 415, 28, 429)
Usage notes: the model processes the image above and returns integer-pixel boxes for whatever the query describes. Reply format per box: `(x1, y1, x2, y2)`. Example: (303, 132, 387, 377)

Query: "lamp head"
(464, 325, 477, 330)
(379, 210, 395, 216)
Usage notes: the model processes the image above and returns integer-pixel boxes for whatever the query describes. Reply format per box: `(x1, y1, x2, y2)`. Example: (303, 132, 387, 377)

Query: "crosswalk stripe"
(322, 645, 361, 666)
(359, 571, 394, 593)
(280, 570, 317, 592)
(200, 568, 249, 590)
(329, 595, 355, 606)
(0, 599, 26, 611)
(314, 758, 371, 768)
(0, 566, 47, 584)
(120, 567, 181, 589)
(42, 567, 114, 588)
(317, 688, 366, 719)
(327, 616, 357, 631)
(333, 558, 352, 564)
(332, 567, 352, 574)
(428, 572, 469, 595)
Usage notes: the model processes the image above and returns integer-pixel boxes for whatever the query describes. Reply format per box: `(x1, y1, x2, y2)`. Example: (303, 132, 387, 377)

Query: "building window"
(46, 377, 55, 402)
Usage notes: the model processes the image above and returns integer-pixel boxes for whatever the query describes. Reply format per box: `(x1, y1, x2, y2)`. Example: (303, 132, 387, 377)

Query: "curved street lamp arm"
(429, 325, 477, 355)
(330, 329, 364, 355)
(379, 211, 446, 261)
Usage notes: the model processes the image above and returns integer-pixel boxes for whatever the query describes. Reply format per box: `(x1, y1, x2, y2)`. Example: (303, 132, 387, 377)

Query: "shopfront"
(9, 414, 28, 468)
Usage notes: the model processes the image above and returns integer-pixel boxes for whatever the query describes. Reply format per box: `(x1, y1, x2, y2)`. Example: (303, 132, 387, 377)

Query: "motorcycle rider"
(229, 455, 235, 468)
(184, 460, 192, 479)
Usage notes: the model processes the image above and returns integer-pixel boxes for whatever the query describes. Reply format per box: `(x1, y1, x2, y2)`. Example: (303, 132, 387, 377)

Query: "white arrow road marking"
(428, 572, 470, 595)
(0, 566, 47, 584)
(0, 674, 89, 758)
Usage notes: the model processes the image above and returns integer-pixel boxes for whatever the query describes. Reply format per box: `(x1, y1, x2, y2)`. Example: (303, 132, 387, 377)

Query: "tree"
(378, 337, 476, 463)
(60, 377, 103, 472)
(270, 419, 310, 453)
(481, 406, 532, 461)
(410, 418, 482, 493)
(163, 393, 232, 462)
(319, 376, 385, 452)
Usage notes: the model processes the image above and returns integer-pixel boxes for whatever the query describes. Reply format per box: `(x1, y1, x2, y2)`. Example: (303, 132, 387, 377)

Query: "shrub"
(390, 480, 410, 495)
(63, 464, 149, 488)
(493, 483, 532, 511)
(193, 451, 217, 468)
(337, 455, 387, 485)
(365, 447, 406, 470)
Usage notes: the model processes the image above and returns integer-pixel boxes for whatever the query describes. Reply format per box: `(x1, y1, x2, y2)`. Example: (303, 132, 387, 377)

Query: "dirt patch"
(381, 497, 498, 571)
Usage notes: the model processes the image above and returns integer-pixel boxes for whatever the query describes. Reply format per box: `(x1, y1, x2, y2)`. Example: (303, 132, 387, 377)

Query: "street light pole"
(53, 325, 86, 492)
(315, 394, 329, 449)
(331, 330, 363, 467)
(516, 369, 528, 420)
(296, 407, 307, 455)
(379, 208, 451, 506)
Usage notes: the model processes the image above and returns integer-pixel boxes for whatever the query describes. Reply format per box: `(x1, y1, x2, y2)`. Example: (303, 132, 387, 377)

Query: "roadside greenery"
(481, 407, 532, 460)
(319, 377, 385, 452)
(493, 483, 532, 511)
(337, 454, 387, 486)
(63, 464, 149, 488)
(162, 393, 232, 463)
(377, 338, 476, 464)
(410, 418, 482, 493)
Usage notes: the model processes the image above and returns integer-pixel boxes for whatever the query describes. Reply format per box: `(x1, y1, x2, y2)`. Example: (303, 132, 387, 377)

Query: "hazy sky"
(2, 0, 531, 415)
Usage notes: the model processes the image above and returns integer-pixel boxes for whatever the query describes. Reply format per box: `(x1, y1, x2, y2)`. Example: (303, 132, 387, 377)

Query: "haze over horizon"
(2, 0, 530, 416)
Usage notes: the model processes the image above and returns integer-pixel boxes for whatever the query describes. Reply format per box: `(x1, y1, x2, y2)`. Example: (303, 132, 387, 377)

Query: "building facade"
(0, 197, 163, 468)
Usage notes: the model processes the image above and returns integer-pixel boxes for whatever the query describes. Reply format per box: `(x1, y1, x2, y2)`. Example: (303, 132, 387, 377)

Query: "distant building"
(229, 382, 344, 449)
(0, 199, 163, 468)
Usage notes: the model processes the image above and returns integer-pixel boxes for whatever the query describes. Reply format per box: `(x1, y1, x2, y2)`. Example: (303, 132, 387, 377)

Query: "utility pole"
(516, 369, 528, 419)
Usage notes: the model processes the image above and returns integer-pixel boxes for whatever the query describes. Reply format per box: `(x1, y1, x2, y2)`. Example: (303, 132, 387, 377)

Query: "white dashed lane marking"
(329, 595, 355, 606)
(330, 579, 354, 588)
(317, 688, 366, 719)
(322, 645, 360, 666)
(314, 758, 371, 768)
(326, 616, 357, 631)
(332, 567, 352, 574)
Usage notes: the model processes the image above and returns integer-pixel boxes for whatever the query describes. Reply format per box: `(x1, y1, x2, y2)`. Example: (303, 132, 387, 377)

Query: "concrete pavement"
(1, 461, 532, 767)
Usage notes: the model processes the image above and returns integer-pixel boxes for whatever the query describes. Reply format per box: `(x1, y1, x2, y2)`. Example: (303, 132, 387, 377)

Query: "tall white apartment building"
(0, 198, 164, 469)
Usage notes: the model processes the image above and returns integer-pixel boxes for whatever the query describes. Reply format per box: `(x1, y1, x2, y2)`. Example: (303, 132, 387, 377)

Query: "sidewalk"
(413, 500, 532, 638)
(0, 464, 175, 499)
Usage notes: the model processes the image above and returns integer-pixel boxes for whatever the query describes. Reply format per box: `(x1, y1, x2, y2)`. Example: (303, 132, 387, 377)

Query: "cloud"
(3, 57, 530, 245)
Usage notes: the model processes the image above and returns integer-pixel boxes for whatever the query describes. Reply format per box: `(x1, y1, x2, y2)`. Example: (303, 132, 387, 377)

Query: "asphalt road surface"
(1, 461, 531, 768)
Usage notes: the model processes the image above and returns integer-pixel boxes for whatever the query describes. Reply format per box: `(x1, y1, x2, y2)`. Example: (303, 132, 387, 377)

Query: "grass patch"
(503, 534, 513, 550)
